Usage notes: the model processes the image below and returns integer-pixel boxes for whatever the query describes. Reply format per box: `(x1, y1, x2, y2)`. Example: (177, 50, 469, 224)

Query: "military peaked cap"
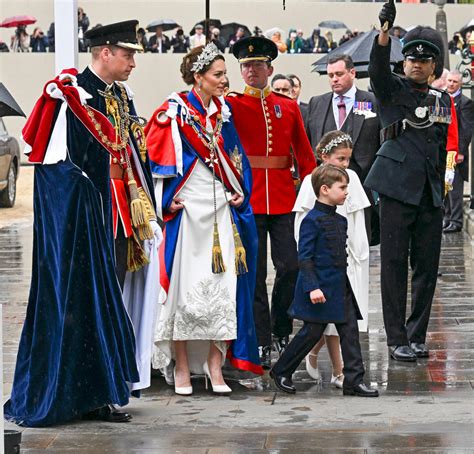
(402, 26, 445, 78)
(402, 26, 443, 58)
(84, 20, 143, 51)
(232, 36, 278, 63)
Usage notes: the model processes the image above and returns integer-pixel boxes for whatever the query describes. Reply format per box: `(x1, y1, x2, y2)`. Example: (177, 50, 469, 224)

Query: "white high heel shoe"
(173, 367, 193, 396)
(305, 353, 321, 381)
(331, 373, 344, 389)
(203, 361, 231, 394)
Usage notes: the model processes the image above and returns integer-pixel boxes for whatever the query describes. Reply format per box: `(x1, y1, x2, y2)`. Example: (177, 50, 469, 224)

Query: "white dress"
(152, 100, 243, 373)
(294, 168, 370, 333)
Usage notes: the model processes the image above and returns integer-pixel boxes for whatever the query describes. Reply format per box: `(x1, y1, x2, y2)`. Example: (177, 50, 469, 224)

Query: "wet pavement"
(1, 220, 473, 452)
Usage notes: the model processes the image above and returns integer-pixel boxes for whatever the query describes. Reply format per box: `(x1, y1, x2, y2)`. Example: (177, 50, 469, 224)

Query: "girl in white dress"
(293, 131, 370, 388)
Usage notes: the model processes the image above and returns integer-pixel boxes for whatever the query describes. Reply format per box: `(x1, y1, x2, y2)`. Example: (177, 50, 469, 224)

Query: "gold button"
(269, 133, 273, 138)
(113, 157, 118, 163)
(265, 106, 269, 111)
(269, 140, 273, 145)
(269, 147, 273, 152)
(268, 119, 272, 124)
(263, 100, 267, 105)
(269, 126, 273, 131)
(266, 112, 270, 117)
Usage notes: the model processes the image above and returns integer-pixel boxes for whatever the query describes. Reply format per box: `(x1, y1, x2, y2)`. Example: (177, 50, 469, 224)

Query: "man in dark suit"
(305, 54, 380, 241)
(149, 26, 171, 53)
(443, 69, 474, 233)
(287, 73, 308, 123)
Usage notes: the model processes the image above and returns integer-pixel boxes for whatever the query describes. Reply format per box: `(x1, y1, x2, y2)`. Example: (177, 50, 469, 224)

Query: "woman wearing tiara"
(145, 43, 263, 395)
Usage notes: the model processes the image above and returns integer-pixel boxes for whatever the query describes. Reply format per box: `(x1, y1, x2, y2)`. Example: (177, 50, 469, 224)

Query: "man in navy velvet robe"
(4, 20, 156, 427)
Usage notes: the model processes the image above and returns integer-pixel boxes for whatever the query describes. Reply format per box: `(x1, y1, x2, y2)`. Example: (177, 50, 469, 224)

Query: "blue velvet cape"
(4, 75, 140, 427)
(152, 91, 262, 374)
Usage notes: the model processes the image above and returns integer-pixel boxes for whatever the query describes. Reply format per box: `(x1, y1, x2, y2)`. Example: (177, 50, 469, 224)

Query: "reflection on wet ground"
(1, 224, 473, 452)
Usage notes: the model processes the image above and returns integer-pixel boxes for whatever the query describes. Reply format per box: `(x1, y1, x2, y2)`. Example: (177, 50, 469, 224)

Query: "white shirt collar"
(333, 84, 356, 101)
(450, 89, 461, 98)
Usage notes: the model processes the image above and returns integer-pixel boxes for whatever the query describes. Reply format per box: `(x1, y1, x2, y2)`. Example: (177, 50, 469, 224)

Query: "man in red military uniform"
(227, 36, 316, 368)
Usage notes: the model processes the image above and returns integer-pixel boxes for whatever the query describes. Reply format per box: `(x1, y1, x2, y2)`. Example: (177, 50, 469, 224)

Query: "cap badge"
(416, 44, 424, 53)
(249, 45, 254, 53)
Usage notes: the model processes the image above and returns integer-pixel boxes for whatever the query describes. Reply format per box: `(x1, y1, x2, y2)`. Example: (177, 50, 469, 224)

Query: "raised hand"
(379, 0, 396, 32)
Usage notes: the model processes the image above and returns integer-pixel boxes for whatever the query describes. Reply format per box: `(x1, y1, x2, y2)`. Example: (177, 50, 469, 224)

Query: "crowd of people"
(0, 6, 386, 55)
(3, 0, 474, 431)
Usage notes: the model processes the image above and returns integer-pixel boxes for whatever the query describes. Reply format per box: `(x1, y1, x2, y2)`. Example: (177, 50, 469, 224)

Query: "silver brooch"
(415, 106, 427, 119)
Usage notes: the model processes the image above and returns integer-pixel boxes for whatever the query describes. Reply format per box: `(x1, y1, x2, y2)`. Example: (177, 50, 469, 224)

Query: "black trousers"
(444, 168, 465, 228)
(254, 213, 299, 347)
(379, 193, 442, 346)
(272, 292, 365, 388)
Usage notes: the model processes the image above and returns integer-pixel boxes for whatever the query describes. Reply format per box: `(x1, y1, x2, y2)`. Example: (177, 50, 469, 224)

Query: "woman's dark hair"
(316, 130, 352, 160)
(180, 46, 225, 85)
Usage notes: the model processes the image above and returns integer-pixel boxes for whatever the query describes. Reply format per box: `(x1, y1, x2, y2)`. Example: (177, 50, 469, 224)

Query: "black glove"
(379, 0, 396, 32)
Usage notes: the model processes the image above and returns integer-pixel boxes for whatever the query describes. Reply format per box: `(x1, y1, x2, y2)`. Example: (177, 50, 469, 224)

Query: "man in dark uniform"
(227, 37, 316, 368)
(365, 1, 457, 361)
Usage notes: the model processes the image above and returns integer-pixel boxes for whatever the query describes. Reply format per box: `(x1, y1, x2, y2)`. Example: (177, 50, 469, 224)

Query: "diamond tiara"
(191, 42, 221, 73)
(321, 134, 352, 155)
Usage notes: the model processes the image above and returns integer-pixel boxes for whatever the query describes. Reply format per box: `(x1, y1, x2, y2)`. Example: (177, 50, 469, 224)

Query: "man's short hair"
(271, 73, 294, 88)
(287, 73, 301, 86)
(448, 69, 462, 79)
(91, 44, 119, 59)
(311, 164, 349, 197)
(327, 54, 354, 70)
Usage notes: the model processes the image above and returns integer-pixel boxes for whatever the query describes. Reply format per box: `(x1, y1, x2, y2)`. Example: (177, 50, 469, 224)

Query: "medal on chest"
(274, 105, 282, 118)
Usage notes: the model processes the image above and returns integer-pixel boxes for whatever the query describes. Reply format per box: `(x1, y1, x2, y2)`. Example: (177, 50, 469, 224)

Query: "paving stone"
(1, 219, 473, 452)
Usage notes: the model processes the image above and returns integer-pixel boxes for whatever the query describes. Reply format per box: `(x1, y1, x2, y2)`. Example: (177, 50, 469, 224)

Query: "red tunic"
(227, 85, 316, 215)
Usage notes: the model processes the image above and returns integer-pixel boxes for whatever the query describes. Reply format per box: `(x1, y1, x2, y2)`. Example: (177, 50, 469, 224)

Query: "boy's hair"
(315, 130, 352, 160)
(311, 164, 349, 197)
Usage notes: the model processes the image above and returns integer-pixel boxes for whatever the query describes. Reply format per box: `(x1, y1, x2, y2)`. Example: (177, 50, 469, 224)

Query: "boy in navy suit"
(270, 164, 378, 397)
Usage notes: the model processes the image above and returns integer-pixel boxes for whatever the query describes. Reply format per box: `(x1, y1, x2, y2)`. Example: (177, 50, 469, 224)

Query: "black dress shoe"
(442, 220, 450, 229)
(258, 345, 272, 370)
(389, 345, 417, 362)
(343, 383, 379, 397)
(273, 336, 290, 356)
(269, 369, 296, 394)
(443, 223, 462, 234)
(410, 342, 429, 358)
(83, 405, 132, 423)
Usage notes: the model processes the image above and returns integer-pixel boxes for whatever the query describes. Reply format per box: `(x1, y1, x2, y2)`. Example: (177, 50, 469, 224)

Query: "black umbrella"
(312, 29, 404, 78)
(220, 23, 251, 44)
(190, 18, 222, 36)
(318, 20, 348, 30)
(460, 19, 474, 38)
(0, 83, 25, 117)
(146, 20, 180, 33)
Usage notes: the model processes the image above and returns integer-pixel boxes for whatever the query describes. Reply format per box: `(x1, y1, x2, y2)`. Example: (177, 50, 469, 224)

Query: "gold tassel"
(128, 179, 147, 226)
(127, 231, 150, 272)
(212, 222, 226, 274)
(232, 223, 248, 275)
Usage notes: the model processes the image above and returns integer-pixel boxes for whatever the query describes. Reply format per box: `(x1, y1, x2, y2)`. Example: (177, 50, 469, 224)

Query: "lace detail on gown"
(155, 278, 237, 341)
